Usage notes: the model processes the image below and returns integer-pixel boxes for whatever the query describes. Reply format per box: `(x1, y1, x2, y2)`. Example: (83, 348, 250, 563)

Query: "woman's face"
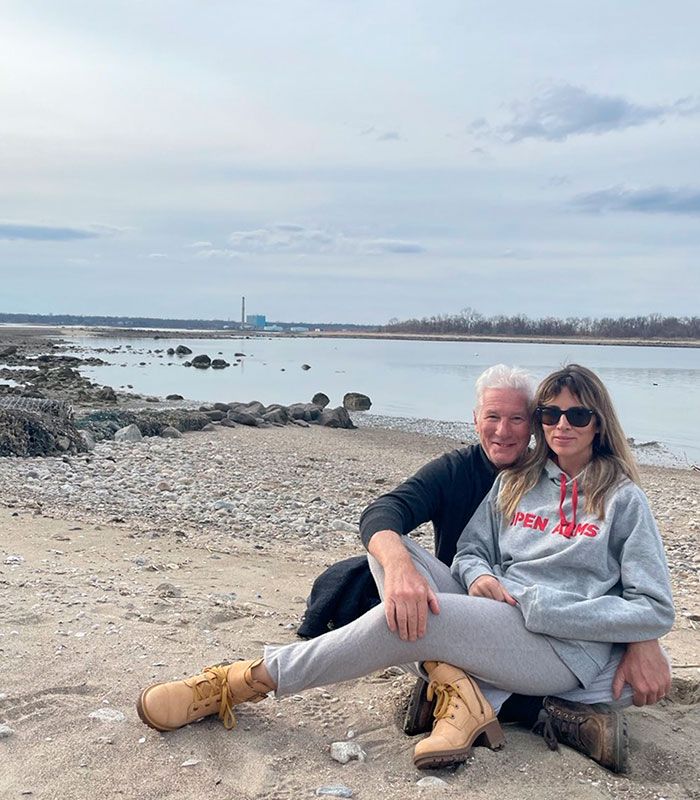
(540, 386, 599, 472)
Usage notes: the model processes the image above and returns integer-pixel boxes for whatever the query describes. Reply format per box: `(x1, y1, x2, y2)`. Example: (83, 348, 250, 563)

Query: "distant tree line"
(383, 309, 700, 340)
(0, 312, 374, 332)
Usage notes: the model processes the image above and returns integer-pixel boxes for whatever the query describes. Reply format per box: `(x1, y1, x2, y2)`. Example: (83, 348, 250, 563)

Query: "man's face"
(474, 388, 531, 468)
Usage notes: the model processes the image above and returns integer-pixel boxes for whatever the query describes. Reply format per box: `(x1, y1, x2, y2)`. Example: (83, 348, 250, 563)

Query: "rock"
(263, 407, 290, 425)
(315, 787, 353, 798)
(343, 392, 371, 411)
(330, 741, 366, 764)
(95, 386, 118, 403)
(4, 555, 24, 565)
(213, 403, 232, 412)
(165, 393, 183, 400)
(0, 407, 88, 458)
(88, 708, 126, 723)
(213, 500, 235, 512)
(80, 431, 96, 451)
(318, 407, 356, 429)
(227, 408, 259, 426)
(416, 776, 448, 788)
(211, 359, 230, 369)
(287, 403, 321, 422)
(175, 345, 192, 355)
(183, 361, 192, 367)
(330, 519, 359, 534)
(180, 758, 200, 767)
(301, 364, 311, 370)
(191, 354, 211, 369)
(312, 392, 330, 408)
(243, 401, 267, 416)
(156, 582, 182, 598)
(166, 348, 175, 356)
(114, 424, 143, 443)
(291, 418, 310, 427)
(234, 352, 246, 357)
(0, 346, 18, 357)
(205, 410, 226, 422)
(219, 418, 237, 428)
(156, 480, 172, 492)
(0, 723, 15, 738)
(160, 426, 182, 439)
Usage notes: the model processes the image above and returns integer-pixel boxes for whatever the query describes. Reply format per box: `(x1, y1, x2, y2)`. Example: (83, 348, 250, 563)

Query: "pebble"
(88, 708, 126, 723)
(0, 723, 15, 738)
(330, 741, 367, 764)
(181, 758, 201, 767)
(315, 786, 353, 798)
(416, 776, 448, 789)
(4, 555, 24, 565)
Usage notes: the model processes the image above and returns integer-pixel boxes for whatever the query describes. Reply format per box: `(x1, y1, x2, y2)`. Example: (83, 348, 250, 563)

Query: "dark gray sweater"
(360, 445, 497, 564)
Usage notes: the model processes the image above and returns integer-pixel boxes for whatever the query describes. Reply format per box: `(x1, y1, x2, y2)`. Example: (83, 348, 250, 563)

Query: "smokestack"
(241, 296, 246, 325)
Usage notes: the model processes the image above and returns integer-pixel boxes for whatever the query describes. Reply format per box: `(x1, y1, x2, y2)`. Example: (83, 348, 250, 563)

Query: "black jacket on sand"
(298, 445, 497, 638)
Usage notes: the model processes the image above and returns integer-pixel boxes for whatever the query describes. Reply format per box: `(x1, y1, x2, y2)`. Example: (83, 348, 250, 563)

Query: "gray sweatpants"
(265, 540, 634, 711)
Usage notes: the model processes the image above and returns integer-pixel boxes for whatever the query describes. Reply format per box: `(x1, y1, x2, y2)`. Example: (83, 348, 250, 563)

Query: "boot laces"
(427, 681, 459, 721)
(532, 708, 582, 751)
(194, 665, 237, 730)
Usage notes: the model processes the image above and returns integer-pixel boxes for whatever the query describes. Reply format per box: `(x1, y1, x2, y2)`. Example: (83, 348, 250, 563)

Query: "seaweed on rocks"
(0, 407, 87, 457)
(75, 409, 211, 441)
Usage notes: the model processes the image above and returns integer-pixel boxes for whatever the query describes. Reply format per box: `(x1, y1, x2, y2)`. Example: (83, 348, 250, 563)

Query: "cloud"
(376, 130, 400, 142)
(572, 185, 700, 216)
(0, 221, 106, 241)
(471, 84, 700, 143)
(186, 240, 212, 248)
(192, 224, 425, 258)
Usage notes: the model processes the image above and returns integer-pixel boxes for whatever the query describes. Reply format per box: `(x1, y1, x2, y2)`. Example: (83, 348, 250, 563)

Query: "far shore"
(3, 323, 699, 349)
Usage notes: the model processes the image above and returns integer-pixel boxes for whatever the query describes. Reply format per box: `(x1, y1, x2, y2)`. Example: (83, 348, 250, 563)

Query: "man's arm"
(367, 530, 440, 641)
(613, 640, 672, 706)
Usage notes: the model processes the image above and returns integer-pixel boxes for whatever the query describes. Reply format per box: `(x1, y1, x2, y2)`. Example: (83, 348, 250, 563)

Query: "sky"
(1, 1, 699, 325)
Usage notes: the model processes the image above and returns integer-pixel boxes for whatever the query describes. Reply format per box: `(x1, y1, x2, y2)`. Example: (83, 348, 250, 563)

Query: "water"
(66, 334, 700, 463)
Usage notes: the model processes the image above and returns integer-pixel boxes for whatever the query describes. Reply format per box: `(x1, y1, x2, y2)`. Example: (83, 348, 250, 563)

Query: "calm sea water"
(67, 335, 700, 462)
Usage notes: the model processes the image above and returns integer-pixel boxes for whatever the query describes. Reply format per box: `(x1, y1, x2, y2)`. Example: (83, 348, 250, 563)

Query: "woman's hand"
(469, 575, 518, 606)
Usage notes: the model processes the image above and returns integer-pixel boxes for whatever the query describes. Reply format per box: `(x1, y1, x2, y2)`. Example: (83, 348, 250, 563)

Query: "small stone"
(156, 582, 182, 598)
(315, 786, 353, 798)
(4, 555, 24, 565)
(213, 500, 235, 512)
(416, 776, 448, 789)
(0, 723, 15, 738)
(181, 758, 201, 767)
(88, 708, 125, 723)
(330, 741, 367, 764)
(156, 480, 173, 492)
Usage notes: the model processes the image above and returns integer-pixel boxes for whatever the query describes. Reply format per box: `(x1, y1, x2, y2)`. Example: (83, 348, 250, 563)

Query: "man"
(358, 364, 671, 772)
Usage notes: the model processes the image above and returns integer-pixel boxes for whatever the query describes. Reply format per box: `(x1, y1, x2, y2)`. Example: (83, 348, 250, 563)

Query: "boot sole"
(403, 679, 436, 737)
(413, 720, 506, 770)
(608, 711, 629, 774)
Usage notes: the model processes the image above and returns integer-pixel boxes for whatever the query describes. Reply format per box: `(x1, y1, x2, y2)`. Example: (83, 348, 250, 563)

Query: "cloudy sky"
(1, 1, 698, 324)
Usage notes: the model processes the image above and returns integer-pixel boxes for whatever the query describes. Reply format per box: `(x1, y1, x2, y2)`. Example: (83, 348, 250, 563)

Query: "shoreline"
(3, 323, 699, 349)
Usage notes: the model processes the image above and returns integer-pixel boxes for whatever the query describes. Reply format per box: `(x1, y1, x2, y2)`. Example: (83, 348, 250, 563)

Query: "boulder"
(263, 407, 290, 425)
(205, 410, 225, 422)
(243, 400, 266, 416)
(213, 402, 232, 412)
(0, 407, 88, 457)
(301, 363, 311, 370)
(319, 407, 356, 429)
(166, 348, 175, 356)
(0, 346, 18, 358)
(166, 393, 184, 400)
(160, 426, 182, 439)
(211, 359, 230, 369)
(227, 408, 259, 426)
(219, 418, 237, 427)
(191, 354, 211, 369)
(175, 345, 192, 355)
(343, 392, 372, 411)
(311, 392, 330, 409)
(114, 423, 143, 443)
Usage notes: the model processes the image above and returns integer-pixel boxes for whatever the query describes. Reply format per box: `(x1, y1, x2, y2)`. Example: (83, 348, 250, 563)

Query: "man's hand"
(367, 530, 440, 641)
(612, 639, 671, 706)
(468, 574, 518, 606)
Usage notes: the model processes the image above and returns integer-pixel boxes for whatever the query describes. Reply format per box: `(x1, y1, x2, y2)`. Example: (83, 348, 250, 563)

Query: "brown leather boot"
(413, 662, 506, 770)
(533, 697, 629, 774)
(136, 658, 270, 732)
(403, 677, 436, 736)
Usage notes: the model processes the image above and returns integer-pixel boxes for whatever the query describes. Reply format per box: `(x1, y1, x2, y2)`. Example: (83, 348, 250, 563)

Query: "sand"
(1, 419, 699, 800)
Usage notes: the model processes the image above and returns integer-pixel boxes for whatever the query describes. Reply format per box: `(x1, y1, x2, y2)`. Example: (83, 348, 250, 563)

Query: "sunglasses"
(536, 405, 596, 428)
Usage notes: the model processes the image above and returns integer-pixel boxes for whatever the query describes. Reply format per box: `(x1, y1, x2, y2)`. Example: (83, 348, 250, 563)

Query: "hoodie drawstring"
(558, 474, 579, 537)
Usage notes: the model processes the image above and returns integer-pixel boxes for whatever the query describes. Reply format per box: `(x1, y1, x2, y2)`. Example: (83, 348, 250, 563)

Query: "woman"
(137, 364, 673, 772)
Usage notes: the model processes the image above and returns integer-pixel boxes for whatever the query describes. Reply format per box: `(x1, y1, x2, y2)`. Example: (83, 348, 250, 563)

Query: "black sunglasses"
(536, 405, 596, 428)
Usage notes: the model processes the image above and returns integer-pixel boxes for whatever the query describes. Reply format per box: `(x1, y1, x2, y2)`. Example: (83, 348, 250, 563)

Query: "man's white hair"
(475, 364, 535, 411)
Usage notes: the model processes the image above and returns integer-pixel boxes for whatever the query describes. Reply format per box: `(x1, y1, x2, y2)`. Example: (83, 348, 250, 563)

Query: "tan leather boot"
(136, 658, 270, 732)
(413, 662, 506, 770)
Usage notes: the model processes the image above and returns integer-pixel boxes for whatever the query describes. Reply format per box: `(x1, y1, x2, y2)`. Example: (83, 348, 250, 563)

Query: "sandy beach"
(1, 417, 699, 800)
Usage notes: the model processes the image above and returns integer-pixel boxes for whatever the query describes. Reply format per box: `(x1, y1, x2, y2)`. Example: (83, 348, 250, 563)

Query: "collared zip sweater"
(451, 460, 675, 688)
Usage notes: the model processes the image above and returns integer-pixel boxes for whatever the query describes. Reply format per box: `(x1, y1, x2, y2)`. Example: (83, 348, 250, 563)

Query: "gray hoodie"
(451, 460, 675, 687)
